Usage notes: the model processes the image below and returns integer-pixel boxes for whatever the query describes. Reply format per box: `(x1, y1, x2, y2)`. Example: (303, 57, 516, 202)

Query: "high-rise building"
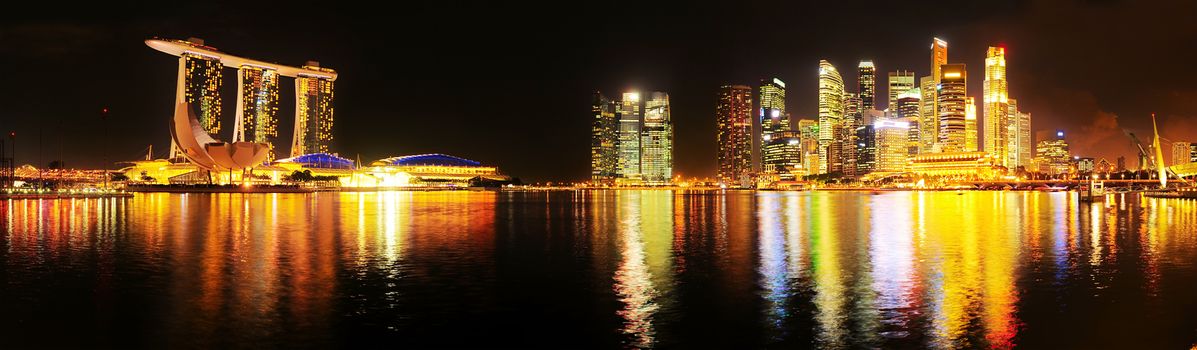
(895, 89, 922, 156)
(236, 66, 280, 160)
(855, 125, 876, 175)
(874, 120, 910, 172)
(759, 78, 787, 138)
(291, 62, 336, 157)
(182, 53, 224, 134)
(817, 60, 845, 174)
(936, 64, 967, 152)
(591, 92, 619, 183)
(965, 97, 978, 152)
(1035, 130, 1071, 174)
(762, 131, 803, 181)
(640, 92, 673, 184)
(1173, 141, 1193, 166)
(887, 70, 915, 111)
(931, 37, 948, 84)
(859, 61, 876, 111)
(843, 91, 862, 177)
(798, 119, 819, 176)
(983, 46, 1010, 167)
(618, 92, 643, 180)
(716, 85, 753, 187)
(1007, 99, 1032, 170)
(918, 76, 938, 153)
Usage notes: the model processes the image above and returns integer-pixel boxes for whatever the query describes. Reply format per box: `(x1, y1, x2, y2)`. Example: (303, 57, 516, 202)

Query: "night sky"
(2, 0, 1195, 182)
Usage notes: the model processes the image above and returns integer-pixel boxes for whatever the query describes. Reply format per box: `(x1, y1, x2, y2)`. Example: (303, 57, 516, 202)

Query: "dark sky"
(2, 0, 1196, 182)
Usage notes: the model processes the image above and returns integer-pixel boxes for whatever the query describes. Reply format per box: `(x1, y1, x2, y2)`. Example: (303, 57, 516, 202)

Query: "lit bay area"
(3, 190, 1196, 348)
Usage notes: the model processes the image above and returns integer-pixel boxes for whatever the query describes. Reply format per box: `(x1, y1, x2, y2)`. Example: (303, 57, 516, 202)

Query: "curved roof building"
(371, 154, 482, 167)
(275, 153, 355, 169)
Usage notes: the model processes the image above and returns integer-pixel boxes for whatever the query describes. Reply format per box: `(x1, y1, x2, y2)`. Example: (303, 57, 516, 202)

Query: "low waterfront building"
(908, 151, 998, 179)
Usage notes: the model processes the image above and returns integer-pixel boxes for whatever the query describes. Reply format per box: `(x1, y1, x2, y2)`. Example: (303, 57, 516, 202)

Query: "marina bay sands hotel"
(146, 37, 336, 161)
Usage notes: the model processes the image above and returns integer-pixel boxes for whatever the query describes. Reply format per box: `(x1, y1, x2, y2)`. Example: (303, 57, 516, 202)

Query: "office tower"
(716, 85, 753, 186)
(762, 131, 803, 181)
(1075, 157, 1095, 173)
(855, 124, 876, 175)
(591, 92, 619, 183)
(618, 92, 643, 180)
(895, 89, 921, 156)
(918, 76, 938, 153)
(1035, 130, 1071, 174)
(887, 70, 915, 111)
(859, 61, 876, 110)
(931, 37, 948, 84)
(641, 92, 673, 184)
(236, 66, 281, 160)
(1174, 141, 1193, 166)
(797, 119, 819, 175)
(936, 63, 967, 152)
(843, 92, 862, 177)
(759, 78, 787, 139)
(982, 46, 1010, 167)
(818, 60, 845, 174)
(874, 120, 910, 172)
(291, 62, 336, 157)
(965, 97, 978, 152)
(1007, 99, 1033, 169)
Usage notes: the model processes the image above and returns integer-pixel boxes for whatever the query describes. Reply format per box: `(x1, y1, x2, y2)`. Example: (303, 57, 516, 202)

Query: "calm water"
(3, 191, 1197, 349)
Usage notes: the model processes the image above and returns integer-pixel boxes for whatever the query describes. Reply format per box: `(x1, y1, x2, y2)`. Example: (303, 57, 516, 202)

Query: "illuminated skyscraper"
(936, 63, 967, 152)
(762, 131, 802, 181)
(859, 61, 876, 111)
(843, 91, 862, 177)
(965, 96, 978, 152)
(618, 92, 643, 180)
(818, 60, 845, 174)
(918, 76, 938, 153)
(895, 89, 921, 156)
(591, 92, 619, 183)
(236, 66, 280, 160)
(855, 124, 876, 175)
(798, 119, 820, 174)
(182, 53, 224, 134)
(291, 62, 336, 157)
(931, 37, 948, 84)
(887, 70, 915, 111)
(983, 46, 1010, 166)
(1035, 130, 1071, 174)
(716, 85, 753, 186)
(759, 78, 787, 140)
(1007, 99, 1033, 169)
(640, 92, 673, 184)
(874, 120, 910, 172)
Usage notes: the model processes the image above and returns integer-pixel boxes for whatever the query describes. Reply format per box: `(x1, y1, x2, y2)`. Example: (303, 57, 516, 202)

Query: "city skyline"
(3, 1, 1197, 182)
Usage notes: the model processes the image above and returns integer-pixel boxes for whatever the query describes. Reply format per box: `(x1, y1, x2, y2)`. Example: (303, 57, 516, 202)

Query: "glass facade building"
(983, 46, 1011, 167)
(887, 70, 915, 111)
(818, 60, 845, 174)
(936, 63, 967, 153)
(640, 92, 673, 184)
(590, 92, 619, 182)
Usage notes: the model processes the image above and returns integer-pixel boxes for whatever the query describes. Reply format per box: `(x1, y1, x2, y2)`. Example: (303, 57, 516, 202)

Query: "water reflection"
(3, 191, 1197, 348)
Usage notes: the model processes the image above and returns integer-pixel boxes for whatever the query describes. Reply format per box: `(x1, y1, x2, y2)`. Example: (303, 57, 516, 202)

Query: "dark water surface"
(3, 191, 1197, 349)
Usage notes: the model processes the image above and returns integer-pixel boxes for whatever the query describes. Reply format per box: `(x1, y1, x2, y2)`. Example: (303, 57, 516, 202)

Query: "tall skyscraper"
(887, 71, 915, 111)
(936, 63, 967, 152)
(759, 78, 788, 178)
(874, 120, 910, 172)
(798, 119, 820, 175)
(818, 60, 845, 174)
(236, 66, 280, 160)
(895, 89, 922, 156)
(965, 96, 978, 152)
(618, 92, 643, 180)
(842, 91, 862, 177)
(291, 63, 336, 157)
(590, 92, 619, 183)
(918, 76, 938, 153)
(716, 85, 753, 187)
(858, 61, 876, 111)
(983, 46, 1010, 167)
(1007, 99, 1033, 169)
(182, 53, 224, 134)
(855, 124, 876, 176)
(931, 37, 948, 84)
(640, 92, 673, 184)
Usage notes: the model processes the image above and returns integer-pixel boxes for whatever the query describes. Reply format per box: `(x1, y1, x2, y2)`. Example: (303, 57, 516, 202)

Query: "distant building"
(874, 120, 909, 173)
(1117, 156, 1127, 172)
(918, 75, 938, 153)
(855, 125, 876, 175)
(887, 70, 915, 111)
(1007, 99, 1033, 170)
(761, 131, 803, 181)
(798, 119, 820, 175)
(1075, 157, 1095, 173)
(965, 96, 978, 152)
(590, 92, 619, 183)
(640, 92, 673, 184)
(859, 61, 876, 111)
(894, 89, 922, 156)
(1173, 141, 1193, 166)
(716, 85, 754, 187)
(1035, 130, 1071, 175)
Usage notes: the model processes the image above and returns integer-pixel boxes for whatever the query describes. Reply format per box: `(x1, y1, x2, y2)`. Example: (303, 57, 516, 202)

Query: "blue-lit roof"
(275, 153, 355, 169)
(374, 154, 483, 167)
